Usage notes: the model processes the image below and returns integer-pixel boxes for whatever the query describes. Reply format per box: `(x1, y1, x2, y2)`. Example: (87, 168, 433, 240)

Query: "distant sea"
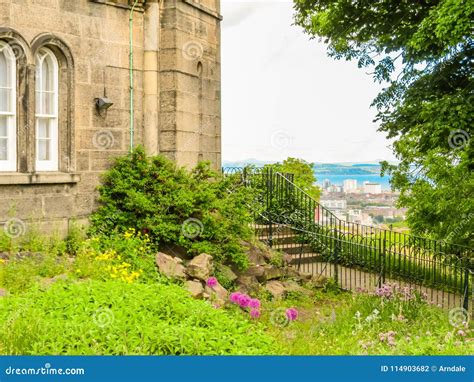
(222, 160, 393, 190)
(315, 173, 392, 190)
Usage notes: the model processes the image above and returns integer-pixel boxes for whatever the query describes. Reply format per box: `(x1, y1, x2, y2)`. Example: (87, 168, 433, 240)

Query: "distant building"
(347, 210, 373, 225)
(320, 199, 347, 210)
(343, 179, 358, 193)
(363, 183, 382, 194)
(322, 179, 331, 190)
(327, 185, 343, 193)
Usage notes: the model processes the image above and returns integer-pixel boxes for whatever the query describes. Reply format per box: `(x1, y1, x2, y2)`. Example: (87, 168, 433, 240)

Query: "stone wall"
(158, 0, 221, 168)
(0, 0, 222, 236)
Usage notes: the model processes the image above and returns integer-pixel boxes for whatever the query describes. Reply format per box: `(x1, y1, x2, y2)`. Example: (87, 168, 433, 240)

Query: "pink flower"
(249, 298, 261, 309)
(379, 331, 397, 346)
(457, 330, 466, 337)
(230, 292, 242, 303)
(238, 294, 251, 308)
(206, 277, 218, 288)
(286, 308, 298, 321)
(250, 309, 261, 319)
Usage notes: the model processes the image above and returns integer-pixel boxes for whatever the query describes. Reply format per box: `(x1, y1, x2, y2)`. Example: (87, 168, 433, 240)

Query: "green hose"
(129, 0, 139, 153)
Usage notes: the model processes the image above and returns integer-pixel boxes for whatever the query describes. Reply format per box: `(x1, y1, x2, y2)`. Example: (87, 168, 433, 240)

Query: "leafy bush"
(0, 280, 276, 355)
(89, 147, 254, 269)
(264, 157, 320, 200)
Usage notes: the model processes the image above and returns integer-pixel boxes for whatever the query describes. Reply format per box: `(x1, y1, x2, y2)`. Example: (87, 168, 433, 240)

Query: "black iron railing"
(223, 167, 473, 312)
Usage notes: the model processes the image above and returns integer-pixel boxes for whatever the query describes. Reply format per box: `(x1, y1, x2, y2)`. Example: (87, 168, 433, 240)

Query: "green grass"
(0, 232, 471, 356)
(265, 291, 473, 355)
(0, 280, 275, 355)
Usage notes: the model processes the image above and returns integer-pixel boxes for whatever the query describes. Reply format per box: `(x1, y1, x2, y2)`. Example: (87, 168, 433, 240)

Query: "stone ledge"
(0, 173, 81, 185)
(89, 0, 145, 12)
(182, 0, 223, 21)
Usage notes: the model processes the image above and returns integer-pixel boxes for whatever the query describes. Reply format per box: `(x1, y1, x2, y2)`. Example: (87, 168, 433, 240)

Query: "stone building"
(0, 0, 222, 235)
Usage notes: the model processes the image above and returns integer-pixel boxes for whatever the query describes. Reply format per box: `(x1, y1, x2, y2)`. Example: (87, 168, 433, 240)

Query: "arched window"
(35, 48, 58, 171)
(0, 41, 17, 171)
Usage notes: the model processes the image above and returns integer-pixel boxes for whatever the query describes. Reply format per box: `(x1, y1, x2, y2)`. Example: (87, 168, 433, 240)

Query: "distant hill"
(222, 160, 385, 174)
(221, 159, 392, 189)
(222, 159, 274, 168)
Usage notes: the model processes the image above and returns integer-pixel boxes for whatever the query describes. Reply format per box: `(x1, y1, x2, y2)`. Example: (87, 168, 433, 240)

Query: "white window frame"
(35, 48, 59, 172)
(0, 41, 17, 172)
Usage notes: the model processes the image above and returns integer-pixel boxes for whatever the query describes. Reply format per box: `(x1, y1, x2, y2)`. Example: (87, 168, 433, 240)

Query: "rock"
(281, 280, 312, 296)
(160, 244, 191, 261)
(240, 240, 267, 266)
(155, 252, 187, 279)
(0, 288, 6, 297)
(284, 267, 300, 278)
(265, 280, 312, 300)
(265, 280, 286, 299)
(186, 253, 213, 281)
(205, 280, 228, 306)
(242, 265, 265, 279)
(261, 265, 284, 280)
(236, 275, 260, 294)
(0, 252, 9, 260)
(283, 268, 312, 280)
(216, 264, 237, 282)
(186, 280, 204, 299)
(283, 254, 293, 266)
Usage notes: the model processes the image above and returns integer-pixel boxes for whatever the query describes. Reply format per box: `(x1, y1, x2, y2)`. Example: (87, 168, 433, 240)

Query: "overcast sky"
(221, 0, 397, 164)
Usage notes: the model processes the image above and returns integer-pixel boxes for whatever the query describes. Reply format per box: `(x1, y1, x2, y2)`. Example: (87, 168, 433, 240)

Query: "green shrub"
(89, 147, 254, 269)
(0, 280, 276, 355)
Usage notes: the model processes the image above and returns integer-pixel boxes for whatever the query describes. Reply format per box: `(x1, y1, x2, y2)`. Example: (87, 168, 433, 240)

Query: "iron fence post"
(268, 168, 273, 248)
(333, 227, 339, 284)
(380, 230, 387, 287)
(462, 260, 469, 312)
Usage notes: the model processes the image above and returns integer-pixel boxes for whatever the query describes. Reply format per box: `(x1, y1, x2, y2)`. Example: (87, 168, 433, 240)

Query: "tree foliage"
(294, 0, 473, 246)
(265, 157, 321, 200)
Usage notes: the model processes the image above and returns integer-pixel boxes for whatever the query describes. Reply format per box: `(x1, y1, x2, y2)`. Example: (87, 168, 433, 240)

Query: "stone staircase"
(254, 223, 324, 265)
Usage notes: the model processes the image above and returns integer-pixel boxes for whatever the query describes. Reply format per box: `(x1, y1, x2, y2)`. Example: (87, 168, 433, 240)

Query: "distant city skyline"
(221, 0, 397, 163)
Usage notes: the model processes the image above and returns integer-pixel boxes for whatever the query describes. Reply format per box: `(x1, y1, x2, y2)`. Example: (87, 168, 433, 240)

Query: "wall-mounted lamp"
(95, 97, 114, 111)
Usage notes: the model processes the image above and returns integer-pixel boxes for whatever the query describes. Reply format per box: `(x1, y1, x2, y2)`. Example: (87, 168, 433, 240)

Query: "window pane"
(38, 138, 49, 161)
(45, 91, 54, 115)
(0, 138, 7, 160)
(35, 90, 41, 114)
(37, 118, 49, 138)
(43, 57, 54, 92)
(0, 88, 10, 112)
(0, 116, 6, 137)
(0, 114, 7, 160)
(0, 51, 9, 88)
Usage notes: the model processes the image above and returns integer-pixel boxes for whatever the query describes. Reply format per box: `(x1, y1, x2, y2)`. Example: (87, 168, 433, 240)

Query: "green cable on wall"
(129, 0, 139, 153)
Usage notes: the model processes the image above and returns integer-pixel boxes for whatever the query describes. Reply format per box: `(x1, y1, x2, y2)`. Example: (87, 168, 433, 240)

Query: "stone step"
(289, 253, 325, 265)
(258, 234, 299, 245)
(254, 224, 294, 236)
(269, 243, 314, 255)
